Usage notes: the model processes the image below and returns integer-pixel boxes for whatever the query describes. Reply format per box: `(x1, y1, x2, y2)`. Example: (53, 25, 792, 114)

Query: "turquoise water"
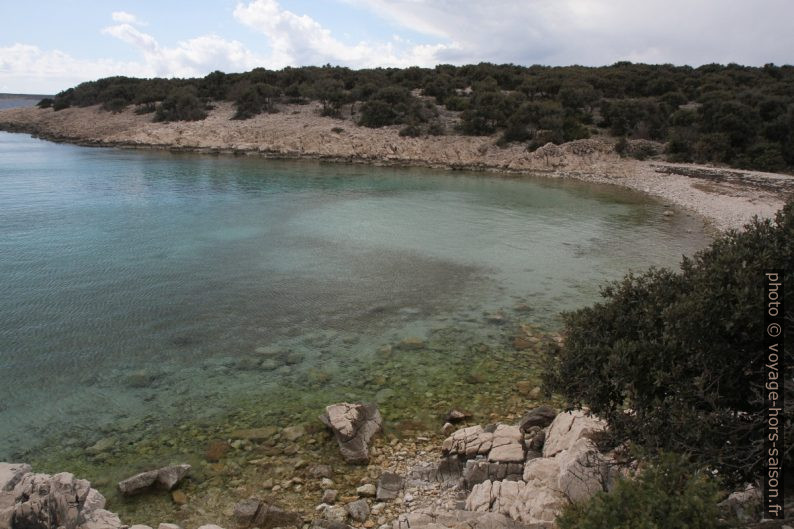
(0, 131, 710, 462)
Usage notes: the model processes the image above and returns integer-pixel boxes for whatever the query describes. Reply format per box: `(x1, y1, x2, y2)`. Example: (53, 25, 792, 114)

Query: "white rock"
(542, 410, 606, 458)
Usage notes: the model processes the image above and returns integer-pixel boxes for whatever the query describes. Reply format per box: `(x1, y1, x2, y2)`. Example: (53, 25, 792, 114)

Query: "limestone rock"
(393, 508, 529, 529)
(118, 464, 190, 496)
(197, 526, 226, 529)
(346, 499, 370, 522)
(79, 508, 124, 529)
(487, 426, 524, 463)
(375, 473, 404, 501)
(356, 484, 376, 497)
(556, 438, 609, 502)
(321, 489, 338, 504)
(232, 498, 301, 529)
(441, 426, 492, 458)
(542, 410, 606, 458)
(158, 524, 183, 529)
(463, 460, 523, 490)
(718, 484, 762, 523)
(320, 403, 382, 464)
(324, 505, 348, 524)
(466, 479, 566, 528)
(7, 471, 100, 529)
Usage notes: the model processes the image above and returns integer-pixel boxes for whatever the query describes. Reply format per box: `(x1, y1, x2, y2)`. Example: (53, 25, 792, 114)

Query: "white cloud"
(0, 44, 147, 94)
(111, 11, 144, 26)
(347, 0, 794, 66)
(232, 0, 458, 68)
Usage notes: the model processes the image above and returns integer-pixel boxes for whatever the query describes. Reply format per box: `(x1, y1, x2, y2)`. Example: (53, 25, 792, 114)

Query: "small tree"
(154, 87, 208, 122)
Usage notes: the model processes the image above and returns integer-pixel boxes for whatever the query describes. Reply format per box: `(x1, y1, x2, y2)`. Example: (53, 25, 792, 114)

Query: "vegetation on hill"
(38, 62, 794, 172)
(544, 200, 794, 488)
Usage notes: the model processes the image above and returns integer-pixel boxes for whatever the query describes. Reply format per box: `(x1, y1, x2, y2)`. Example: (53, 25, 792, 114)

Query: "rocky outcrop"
(117, 464, 191, 496)
(0, 463, 118, 529)
(441, 425, 524, 463)
(542, 410, 606, 458)
(320, 403, 383, 464)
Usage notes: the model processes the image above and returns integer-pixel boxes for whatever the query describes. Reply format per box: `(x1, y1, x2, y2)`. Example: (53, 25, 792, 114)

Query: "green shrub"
(36, 98, 53, 109)
(545, 202, 794, 487)
(557, 453, 721, 529)
(154, 87, 208, 122)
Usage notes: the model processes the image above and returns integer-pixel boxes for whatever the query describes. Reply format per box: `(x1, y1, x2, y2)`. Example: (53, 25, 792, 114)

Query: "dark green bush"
(545, 202, 794, 487)
(36, 98, 53, 109)
(154, 87, 208, 122)
(557, 453, 721, 529)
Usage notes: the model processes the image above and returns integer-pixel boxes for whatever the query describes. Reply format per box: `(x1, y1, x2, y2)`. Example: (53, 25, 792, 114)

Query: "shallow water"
(0, 131, 709, 478)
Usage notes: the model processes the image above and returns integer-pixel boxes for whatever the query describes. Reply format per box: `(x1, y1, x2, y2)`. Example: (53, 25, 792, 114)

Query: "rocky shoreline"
(1, 404, 625, 529)
(1, 103, 791, 231)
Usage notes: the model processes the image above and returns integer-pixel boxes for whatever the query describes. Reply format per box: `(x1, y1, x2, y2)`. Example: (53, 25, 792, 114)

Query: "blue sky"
(1, 0, 793, 94)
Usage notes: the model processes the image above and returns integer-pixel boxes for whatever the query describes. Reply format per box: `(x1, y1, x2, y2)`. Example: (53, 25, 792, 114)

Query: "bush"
(154, 87, 208, 122)
(557, 453, 721, 529)
(399, 124, 422, 137)
(36, 98, 53, 109)
(545, 201, 794, 487)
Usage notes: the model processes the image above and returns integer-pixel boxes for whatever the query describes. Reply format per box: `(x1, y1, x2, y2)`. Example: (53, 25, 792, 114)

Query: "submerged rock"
(320, 403, 382, 464)
(233, 498, 301, 529)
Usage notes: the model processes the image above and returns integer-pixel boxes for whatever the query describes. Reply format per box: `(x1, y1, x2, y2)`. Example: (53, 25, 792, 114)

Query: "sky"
(1, 0, 793, 94)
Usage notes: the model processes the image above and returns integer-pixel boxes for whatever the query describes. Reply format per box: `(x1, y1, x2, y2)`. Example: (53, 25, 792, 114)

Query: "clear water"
(0, 131, 710, 465)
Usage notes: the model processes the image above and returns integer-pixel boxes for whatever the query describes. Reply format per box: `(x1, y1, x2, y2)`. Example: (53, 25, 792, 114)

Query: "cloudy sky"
(1, 0, 792, 94)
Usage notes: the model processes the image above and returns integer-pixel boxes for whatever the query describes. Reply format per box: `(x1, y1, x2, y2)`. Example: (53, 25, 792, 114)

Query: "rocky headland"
(1, 102, 792, 231)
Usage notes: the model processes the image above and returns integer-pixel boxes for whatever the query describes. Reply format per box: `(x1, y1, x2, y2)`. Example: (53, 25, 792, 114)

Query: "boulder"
(118, 464, 190, 496)
(466, 479, 566, 528)
(158, 524, 183, 529)
(556, 438, 608, 502)
(376, 473, 404, 501)
(392, 509, 527, 529)
(232, 498, 301, 529)
(718, 484, 762, 523)
(346, 499, 370, 522)
(542, 410, 606, 458)
(320, 403, 382, 464)
(5, 471, 102, 529)
(197, 526, 226, 529)
(441, 426, 492, 458)
(518, 406, 557, 432)
(79, 508, 124, 529)
(356, 484, 376, 497)
(487, 426, 524, 463)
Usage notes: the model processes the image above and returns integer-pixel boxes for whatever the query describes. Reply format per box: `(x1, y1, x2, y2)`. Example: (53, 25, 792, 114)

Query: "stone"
(542, 410, 606, 458)
(312, 520, 353, 529)
(320, 403, 383, 464)
(171, 490, 188, 505)
(487, 425, 524, 463)
(357, 484, 376, 497)
(0, 462, 31, 491)
(346, 499, 370, 522)
(229, 427, 279, 441)
(308, 464, 333, 479)
(235, 498, 263, 526)
(156, 464, 191, 490)
(322, 489, 338, 504)
(522, 457, 560, 488)
(158, 524, 183, 529)
(197, 526, 226, 529)
(718, 484, 762, 523)
(2, 470, 108, 529)
(518, 406, 557, 433)
(86, 437, 115, 455)
(463, 460, 524, 489)
(324, 505, 348, 523)
(81, 508, 124, 529)
(466, 479, 566, 527)
(375, 473, 404, 501)
(206, 440, 230, 462)
(528, 387, 542, 400)
(441, 426, 492, 458)
(441, 422, 455, 436)
(129, 525, 154, 529)
(117, 464, 190, 496)
(396, 337, 425, 350)
(444, 410, 471, 423)
(282, 425, 306, 442)
(556, 438, 608, 503)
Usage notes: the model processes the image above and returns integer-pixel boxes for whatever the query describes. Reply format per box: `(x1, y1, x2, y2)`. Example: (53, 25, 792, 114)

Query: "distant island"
(1, 63, 793, 230)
